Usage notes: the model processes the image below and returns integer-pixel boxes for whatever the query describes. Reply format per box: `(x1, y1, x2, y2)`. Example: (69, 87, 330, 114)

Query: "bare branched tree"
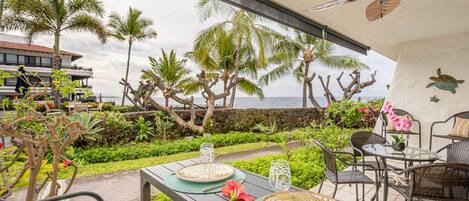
(317, 70, 377, 105)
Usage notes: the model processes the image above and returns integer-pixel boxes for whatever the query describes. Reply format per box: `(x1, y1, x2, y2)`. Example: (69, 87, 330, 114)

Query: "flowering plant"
(63, 159, 72, 168)
(382, 101, 412, 132)
(0, 143, 3, 149)
(221, 179, 254, 201)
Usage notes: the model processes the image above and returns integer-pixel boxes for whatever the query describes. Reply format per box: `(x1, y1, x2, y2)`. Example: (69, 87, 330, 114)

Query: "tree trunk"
(48, 151, 60, 197)
(121, 40, 133, 106)
(52, 32, 61, 107)
(222, 79, 227, 107)
(0, 0, 5, 27)
(165, 97, 169, 107)
(302, 61, 310, 108)
(228, 39, 242, 109)
(228, 85, 236, 108)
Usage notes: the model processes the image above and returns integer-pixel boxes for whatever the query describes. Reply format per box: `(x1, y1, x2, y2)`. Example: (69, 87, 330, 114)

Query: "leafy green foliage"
(251, 122, 277, 134)
(324, 100, 366, 128)
(154, 111, 174, 141)
(51, 69, 82, 97)
(74, 112, 135, 147)
(71, 131, 295, 164)
(69, 113, 103, 142)
(135, 116, 154, 141)
(230, 125, 357, 190)
(391, 134, 406, 144)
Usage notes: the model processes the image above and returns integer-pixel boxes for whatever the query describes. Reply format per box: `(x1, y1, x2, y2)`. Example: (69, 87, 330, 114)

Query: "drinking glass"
(200, 143, 214, 163)
(269, 159, 291, 191)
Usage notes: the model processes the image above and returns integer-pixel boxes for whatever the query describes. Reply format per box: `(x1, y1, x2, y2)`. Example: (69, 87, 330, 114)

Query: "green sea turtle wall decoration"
(426, 68, 464, 94)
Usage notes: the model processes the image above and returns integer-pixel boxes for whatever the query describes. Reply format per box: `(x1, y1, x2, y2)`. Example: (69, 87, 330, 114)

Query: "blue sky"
(11, 0, 396, 98)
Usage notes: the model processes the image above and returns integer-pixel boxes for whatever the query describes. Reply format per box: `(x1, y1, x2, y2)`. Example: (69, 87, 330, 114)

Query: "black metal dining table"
(140, 158, 303, 201)
(362, 144, 440, 201)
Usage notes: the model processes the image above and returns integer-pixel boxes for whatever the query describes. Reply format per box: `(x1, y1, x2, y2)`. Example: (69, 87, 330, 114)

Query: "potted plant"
(391, 135, 406, 151)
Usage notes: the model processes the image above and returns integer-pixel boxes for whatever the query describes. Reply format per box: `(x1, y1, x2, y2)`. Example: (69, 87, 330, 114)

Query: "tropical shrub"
(135, 116, 155, 141)
(154, 111, 174, 141)
(251, 122, 277, 134)
(74, 112, 135, 147)
(324, 100, 365, 128)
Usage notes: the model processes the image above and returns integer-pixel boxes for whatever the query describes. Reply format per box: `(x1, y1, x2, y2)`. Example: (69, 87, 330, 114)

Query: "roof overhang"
(221, 0, 370, 55)
(222, 0, 469, 61)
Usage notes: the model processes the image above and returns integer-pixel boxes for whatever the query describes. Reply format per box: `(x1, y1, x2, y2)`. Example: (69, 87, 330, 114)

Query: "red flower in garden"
(63, 159, 72, 168)
(47, 102, 55, 109)
(0, 143, 3, 149)
(221, 179, 254, 201)
(357, 106, 369, 113)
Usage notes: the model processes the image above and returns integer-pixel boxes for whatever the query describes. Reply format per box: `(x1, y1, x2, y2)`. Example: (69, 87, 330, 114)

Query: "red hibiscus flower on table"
(221, 179, 254, 201)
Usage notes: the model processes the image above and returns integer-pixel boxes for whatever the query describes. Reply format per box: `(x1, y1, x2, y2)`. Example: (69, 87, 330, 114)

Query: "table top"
(362, 144, 440, 162)
(141, 158, 304, 201)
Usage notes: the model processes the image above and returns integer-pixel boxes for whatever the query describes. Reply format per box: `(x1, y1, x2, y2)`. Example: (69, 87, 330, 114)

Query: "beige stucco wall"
(374, 32, 469, 151)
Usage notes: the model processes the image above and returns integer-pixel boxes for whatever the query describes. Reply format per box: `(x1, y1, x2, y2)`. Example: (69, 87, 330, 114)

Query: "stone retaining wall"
(124, 108, 322, 133)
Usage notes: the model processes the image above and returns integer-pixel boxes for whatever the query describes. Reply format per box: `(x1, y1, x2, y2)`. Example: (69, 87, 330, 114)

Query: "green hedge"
(71, 131, 294, 164)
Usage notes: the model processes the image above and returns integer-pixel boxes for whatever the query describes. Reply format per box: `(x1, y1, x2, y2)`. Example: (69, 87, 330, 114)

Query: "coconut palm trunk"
(302, 61, 310, 108)
(52, 32, 61, 106)
(121, 39, 133, 106)
(228, 40, 241, 108)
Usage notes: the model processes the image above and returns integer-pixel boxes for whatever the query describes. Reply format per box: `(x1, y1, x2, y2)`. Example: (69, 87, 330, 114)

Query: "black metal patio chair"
(430, 111, 469, 150)
(436, 140, 469, 164)
(388, 163, 469, 201)
(381, 109, 422, 148)
(350, 131, 400, 171)
(315, 140, 379, 201)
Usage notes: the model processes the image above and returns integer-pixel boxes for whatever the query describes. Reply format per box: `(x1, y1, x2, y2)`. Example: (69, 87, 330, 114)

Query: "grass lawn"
(59, 142, 274, 179)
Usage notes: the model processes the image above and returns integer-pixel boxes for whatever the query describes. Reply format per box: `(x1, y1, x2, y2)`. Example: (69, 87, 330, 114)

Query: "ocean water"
(100, 96, 382, 108)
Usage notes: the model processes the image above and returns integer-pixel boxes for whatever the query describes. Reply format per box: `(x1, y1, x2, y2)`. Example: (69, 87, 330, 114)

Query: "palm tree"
(4, 0, 107, 106)
(195, 1, 281, 107)
(260, 30, 368, 109)
(108, 7, 157, 106)
(142, 49, 193, 107)
(188, 27, 264, 107)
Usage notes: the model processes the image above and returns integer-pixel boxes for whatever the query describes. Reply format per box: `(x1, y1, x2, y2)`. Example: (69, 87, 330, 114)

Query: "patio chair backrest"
(409, 163, 469, 200)
(452, 111, 469, 127)
(446, 141, 469, 164)
(350, 131, 386, 157)
(314, 140, 338, 183)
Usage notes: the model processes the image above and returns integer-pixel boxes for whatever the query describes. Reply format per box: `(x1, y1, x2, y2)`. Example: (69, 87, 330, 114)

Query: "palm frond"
(258, 63, 292, 86)
(319, 55, 369, 70)
(62, 14, 107, 43)
(237, 79, 264, 99)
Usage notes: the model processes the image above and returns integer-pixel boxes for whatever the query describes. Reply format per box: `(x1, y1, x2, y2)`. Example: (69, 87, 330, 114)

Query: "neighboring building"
(0, 34, 92, 100)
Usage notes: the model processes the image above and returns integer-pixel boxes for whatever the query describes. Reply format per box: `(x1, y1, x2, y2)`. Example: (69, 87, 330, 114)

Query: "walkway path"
(9, 142, 301, 201)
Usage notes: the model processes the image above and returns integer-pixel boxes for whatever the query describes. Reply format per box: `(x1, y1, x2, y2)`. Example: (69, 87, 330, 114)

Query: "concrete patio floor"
(309, 160, 408, 201)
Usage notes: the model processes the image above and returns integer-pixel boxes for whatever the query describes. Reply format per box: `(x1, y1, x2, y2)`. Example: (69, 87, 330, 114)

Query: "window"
(26, 56, 36, 66)
(18, 55, 25, 64)
(41, 57, 51, 66)
(0, 54, 4, 63)
(5, 78, 17, 86)
(6, 54, 17, 64)
(36, 57, 41, 65)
